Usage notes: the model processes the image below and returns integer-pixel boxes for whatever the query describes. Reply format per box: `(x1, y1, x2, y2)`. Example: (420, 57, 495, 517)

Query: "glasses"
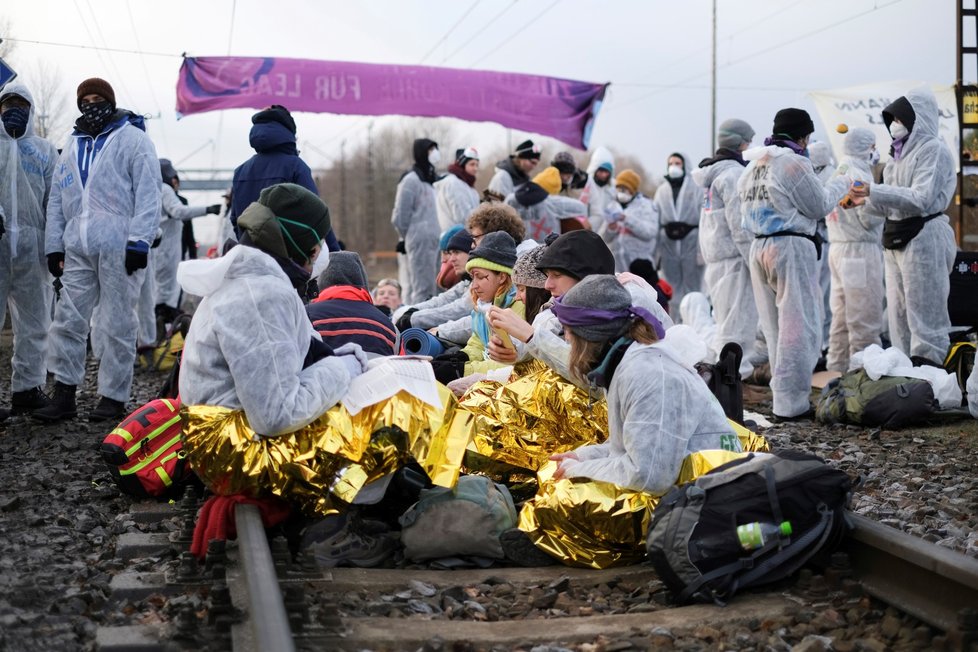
(376, 278, 401, 290)
(469, 231, 485, 247)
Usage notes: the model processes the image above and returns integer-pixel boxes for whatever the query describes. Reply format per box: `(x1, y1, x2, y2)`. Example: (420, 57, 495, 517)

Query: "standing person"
(580, 147, 615, 231)
(597, 169, 658, 273)
(825, 127, 884, 372)
(229, 104, 339, 251)
(739, 108, 850, 420)
(435, 147, 479, 231)
(692, 118, 756, 377)
(506, 167, 587, 242)
(488, 139, 541, 198)
(155, 159, 220, 324)
(847, 87, 957, 367)
(0, 82, 58, 421)
(654, 153, 704, 314)
(36, 78, 162, 423)
(391, 137, 441, 304)
(808, 140, 836, 353)
(550, 151, 586, 196)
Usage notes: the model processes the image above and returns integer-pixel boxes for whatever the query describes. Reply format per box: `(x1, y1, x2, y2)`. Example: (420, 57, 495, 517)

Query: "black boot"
(32, 382, 77, 422)
(89, 396, 128, 423)
(11, 387, 50, 416)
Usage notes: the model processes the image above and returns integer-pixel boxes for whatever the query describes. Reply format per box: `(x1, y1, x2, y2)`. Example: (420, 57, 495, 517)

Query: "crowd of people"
(0, 75, 974, 567)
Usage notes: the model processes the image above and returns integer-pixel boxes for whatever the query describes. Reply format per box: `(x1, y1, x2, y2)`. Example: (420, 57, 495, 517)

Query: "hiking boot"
(11, 387, 50, 416)
(89, 396, 128, 423)
(302, 513, 396, 568)
(32, 382, 77, 422)
(770, 407, 815, 424)
(499, 528, 556, 567)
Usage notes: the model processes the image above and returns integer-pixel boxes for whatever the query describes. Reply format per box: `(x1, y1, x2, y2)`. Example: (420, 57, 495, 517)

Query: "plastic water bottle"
(736, 521, 792, 551)
(839, 180, 863, 209)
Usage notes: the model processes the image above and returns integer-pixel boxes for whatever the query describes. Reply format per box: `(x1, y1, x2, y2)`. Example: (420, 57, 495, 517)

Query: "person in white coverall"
(487, 139, 541, 198)
(847, 87, 957, 366)
(36, 78, 161, 423)
(825, 128, 884, 372)
(0, 82, 58, 422)
(392, 138, 441, 304)
(598, 169, 658, 273)
(178, 183, 368, 436)
(739, 108, 850, 420)
(692, 118, 756, 378)
(580, 147, 616, 231)
(434, 147, 480, 231)
(808, 141, 836, 351)
(654, 152, 703, 316)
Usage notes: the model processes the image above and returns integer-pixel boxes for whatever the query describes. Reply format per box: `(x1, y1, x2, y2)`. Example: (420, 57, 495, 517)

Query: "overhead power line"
(1, 36, 178, 57)
(419, 0, 482, 64)
(469, 0, 559, 68)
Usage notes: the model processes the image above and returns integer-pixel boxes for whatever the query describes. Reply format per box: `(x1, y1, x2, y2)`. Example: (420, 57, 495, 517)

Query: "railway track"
(96, 499, 978, 651)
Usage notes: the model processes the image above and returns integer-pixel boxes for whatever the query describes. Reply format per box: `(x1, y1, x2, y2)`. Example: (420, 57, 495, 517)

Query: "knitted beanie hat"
(558, 274, 632, 341)
(238, 183, 331, 264)
(551, 151, 577, 175)
(772, 108, 815, 141)
(317, 251, 368, 290)
(536, 230, 615, 280)
(615, 169, 640, 194)
(77, 78, 116, 109)
(533, 166, 562, 195)
(439, 224, 464, 251)
(465, 231, 517, 275)
(445, 229, 474, 253)
(512, 245, 548, 289)
(514, 139, 542, 160)
(252, 104, 297, 134)
(717, 118, 755, 149)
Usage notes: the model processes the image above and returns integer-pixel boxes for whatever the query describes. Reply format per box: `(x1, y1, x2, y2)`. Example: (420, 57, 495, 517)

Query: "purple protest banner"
(176, 56, 608, 149)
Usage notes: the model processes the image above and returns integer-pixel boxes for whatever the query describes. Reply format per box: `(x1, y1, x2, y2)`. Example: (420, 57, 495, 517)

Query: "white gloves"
(333, 343, 370, 379)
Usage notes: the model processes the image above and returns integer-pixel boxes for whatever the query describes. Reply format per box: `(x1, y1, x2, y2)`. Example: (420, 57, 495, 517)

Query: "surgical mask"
(1, 106, 29, 138)
(889, 122, 908, 140)
(869, 149, 880, 165)
(667, 164, 684, 179)
(428, 148, 441, 165)
(80, 101, 115, 134)
(616, 190, 634, 204)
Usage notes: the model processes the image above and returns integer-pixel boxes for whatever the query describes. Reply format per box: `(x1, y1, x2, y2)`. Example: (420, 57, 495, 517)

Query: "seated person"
(431, 232, 525, 384)
(177, 183, 368, 436)
(372, 278, 402, 316)
(394, 229, 473, 332)
(435, 224, 465, 290)
(510, 244, 551, 324)
(306, 251, 398, 357)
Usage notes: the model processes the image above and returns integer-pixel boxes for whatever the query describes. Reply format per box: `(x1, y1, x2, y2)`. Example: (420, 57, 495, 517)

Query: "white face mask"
(667, 164, 684, 179)
(889, 122, 908, 140)
(428, 148, 441, 165)
(869, 149, 880, 165)
(616, 190, 634, 204)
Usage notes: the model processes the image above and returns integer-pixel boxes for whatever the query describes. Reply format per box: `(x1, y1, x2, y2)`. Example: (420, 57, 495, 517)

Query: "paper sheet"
(342, 357, 443, 415)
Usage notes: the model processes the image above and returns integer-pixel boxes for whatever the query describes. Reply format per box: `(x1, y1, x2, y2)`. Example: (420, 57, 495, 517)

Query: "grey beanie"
(465, 231, 517, 273)
(512, 246, 548, 289)
(160, 158, 178, 185)
(717, 118, 755, 149)
(560, 274, 632, 342)
(317, 251, 368, 290)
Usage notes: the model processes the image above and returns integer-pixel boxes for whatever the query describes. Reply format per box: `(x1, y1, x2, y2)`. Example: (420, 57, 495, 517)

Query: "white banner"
(808, 81, 959, 171)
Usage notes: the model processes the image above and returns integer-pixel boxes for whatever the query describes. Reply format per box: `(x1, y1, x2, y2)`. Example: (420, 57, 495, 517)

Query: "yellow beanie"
(616, 169, 640, 195)
(532, 166, 562, 195)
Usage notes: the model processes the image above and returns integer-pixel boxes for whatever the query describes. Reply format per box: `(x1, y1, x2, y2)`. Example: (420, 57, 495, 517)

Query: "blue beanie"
(439, 224, 464, 251)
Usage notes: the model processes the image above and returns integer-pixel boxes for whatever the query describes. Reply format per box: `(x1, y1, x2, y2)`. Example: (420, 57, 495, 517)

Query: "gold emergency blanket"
(181, 386, 466, 516)
(517, 424, 770, 569)
(452, 366, 608, 476)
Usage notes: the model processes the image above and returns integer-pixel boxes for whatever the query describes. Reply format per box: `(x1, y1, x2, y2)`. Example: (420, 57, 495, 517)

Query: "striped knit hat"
(465, 232, 517, 275)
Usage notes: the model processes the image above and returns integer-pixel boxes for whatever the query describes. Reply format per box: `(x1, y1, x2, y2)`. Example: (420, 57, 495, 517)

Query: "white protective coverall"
(654, 166, 704, 314)
(559, 325, 741, 495)
(177, 245, 357, 436)
(0, 82, 58, 392)
(434, 172, 478, 232)
(598, 194, 658, 273)
(155, 182, 210, 309)
(968, 360, 978, 419)
(825, 128, 884, 372)
(45, 112, 161, 402)
(692, 155, 756, 377)
(395, 279, 472, 330)
(739, 143, 849, 417)
(580, 146, 616, 231)
(391, 170, 439, 304)
(809, 141, 836, 349)
(505, 193, 587, 243)
(864, 88, 957, 364)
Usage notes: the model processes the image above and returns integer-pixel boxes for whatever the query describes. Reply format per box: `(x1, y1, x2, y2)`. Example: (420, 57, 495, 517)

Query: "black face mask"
(2, 107, 29, 138)
(80, 101, 115, 134)
(594, 173, 610, 187)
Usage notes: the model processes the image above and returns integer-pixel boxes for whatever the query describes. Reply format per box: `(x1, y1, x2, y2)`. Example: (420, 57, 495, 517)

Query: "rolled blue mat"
(400, 328, 445, 357)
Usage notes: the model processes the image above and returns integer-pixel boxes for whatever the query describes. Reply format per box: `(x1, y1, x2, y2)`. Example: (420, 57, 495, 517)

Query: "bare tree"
(0, 18, 16, 59)
(23, 60, 72, 145)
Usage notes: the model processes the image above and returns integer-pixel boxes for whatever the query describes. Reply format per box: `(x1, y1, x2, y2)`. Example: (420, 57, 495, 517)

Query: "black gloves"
(395, 240, 407, 254)
(124, 240, 149, 275)
(0, 214, 4, 241)
(431, 350, 468, 385)
(206, 204, 221, 215)
(151, 228, 163, 248)
(395, 308, 418, 332)
(47, 252, 65, 278)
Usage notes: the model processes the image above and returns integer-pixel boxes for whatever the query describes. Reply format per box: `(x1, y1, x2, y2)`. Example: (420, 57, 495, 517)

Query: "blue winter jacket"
(230, 121, 339, 251)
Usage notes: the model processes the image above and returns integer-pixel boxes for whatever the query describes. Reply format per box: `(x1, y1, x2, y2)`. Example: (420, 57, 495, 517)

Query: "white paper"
(342, 357, 443, 416)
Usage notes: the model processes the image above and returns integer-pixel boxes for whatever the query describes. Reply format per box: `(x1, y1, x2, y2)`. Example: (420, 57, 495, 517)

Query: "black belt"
(882, 212, 942, 250)
(756, 230, 823, 260)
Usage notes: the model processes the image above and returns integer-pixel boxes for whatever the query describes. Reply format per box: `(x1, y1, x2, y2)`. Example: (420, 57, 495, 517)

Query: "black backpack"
(695, 342, 745, 425)
(646, 450, 852, 605)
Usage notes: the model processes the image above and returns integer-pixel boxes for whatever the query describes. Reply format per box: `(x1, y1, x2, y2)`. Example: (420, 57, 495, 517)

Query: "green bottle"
(736, 521, 792, 551)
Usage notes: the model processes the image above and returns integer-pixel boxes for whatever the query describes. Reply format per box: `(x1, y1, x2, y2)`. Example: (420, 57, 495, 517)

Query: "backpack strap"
(765, 465, 785, 527)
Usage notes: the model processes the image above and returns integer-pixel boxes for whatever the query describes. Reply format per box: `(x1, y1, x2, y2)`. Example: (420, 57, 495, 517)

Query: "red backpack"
(100, 398, 194, 499)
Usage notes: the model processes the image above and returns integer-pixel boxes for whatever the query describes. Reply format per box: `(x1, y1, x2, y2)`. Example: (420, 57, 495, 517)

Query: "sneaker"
(499, 528, 556, 567)
(89, 396, 128, 423)
(11, 387, 50, 416)
(303, 513, 396, 568)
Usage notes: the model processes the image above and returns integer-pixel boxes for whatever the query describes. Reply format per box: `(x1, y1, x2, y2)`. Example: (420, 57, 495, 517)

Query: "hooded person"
(434, 146, 480, 231)
(597, 169, 659, 273)
(505, 166, 587, 242)
(229, 104, 339, 251)
(692, 117, 757, 378)
(391, 137, 441, 304)
(824, 126, 885, 372)
(847, 87, 957, 366)
(654, 152, 705, 315)
(177, 183, 369, 436)
(488, 139, 541, 198)
(738, 107, 852, 420)
(580, 146, 616, 230)
(0, 82, 59, 422)
(808, 140, 836, 350)
(306, 251, 398, 358)
(36, 77, 162, 423)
